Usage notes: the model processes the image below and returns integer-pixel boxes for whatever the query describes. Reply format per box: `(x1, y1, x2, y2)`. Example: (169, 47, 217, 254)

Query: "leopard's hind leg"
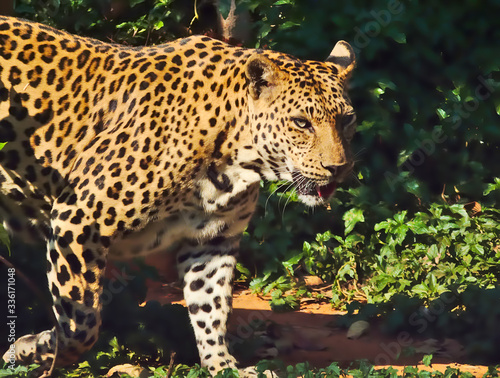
(3, 196, 109, 370)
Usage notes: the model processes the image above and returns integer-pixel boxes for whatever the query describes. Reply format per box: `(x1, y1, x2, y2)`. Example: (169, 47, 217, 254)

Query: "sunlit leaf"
(343, 207, 365, 235)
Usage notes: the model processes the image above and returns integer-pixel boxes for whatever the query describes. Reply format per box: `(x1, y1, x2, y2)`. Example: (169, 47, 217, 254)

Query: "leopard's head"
(245, 41, 356, 206)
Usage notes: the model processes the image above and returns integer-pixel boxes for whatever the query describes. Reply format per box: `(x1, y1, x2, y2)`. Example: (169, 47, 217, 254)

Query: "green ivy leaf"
(338, 264, 355, 279)
(484, 177, 500, 196)
(235, 263, 251, 278)
(427, 273, 438, 292)
(426, 244, 439, 260)
(280, 21, 300, 29)
(412, 283, 429, 297)
(455, 243, 470, 257)
(374, 220, 392, 231)
(345, 233, 364, 247)
(130, 0, 146, 7)
(394, 211, 407, 224)
(282, 253, 303, 273)
(153, 20, 164, 30)
(407, 216, 429, 234)
(394, 224, 409, 245)
(470, 244, 485, 255)
(286, 253, 303, 265)
(374, 274, 395, 290)
(343, 207, 365, 235)
(422, 354, 433, 367)
(315, 230, 333, 242)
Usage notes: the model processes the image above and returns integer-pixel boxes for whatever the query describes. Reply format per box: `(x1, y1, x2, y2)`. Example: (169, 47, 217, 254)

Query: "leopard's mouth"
(292, 171, 337, 205)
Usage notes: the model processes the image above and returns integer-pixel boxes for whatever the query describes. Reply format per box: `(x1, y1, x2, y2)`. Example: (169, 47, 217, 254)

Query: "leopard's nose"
(322, 164, 339, 176)
(321, 162, 353, 181)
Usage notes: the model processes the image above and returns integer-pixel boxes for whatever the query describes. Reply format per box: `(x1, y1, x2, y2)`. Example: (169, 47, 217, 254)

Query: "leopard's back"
(0, 16, 253, 240)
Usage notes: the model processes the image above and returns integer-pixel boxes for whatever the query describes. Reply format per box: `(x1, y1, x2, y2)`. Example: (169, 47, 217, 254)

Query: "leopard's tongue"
(317, 181, 337, 198)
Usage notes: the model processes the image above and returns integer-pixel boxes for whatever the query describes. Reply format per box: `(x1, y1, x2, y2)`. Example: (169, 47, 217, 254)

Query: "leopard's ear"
(326, 41, 355, 78)
(245, 53, 281, 101)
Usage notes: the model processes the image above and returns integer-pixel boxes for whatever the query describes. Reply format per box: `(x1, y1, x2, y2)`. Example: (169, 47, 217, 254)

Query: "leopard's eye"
(292, 117, 312, 130)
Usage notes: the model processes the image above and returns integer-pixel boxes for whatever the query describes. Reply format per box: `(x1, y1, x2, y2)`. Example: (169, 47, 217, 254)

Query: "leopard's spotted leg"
(177, 236, 241, 374)
(3, 198, 108, 369)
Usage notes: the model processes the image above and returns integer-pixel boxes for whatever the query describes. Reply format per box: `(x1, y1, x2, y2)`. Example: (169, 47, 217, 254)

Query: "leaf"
(286, 252, 303, 265)
(257, 23, 272, 42)
(235, 263, 251, 277)
(343, 207, 365, 234)
(392, 32, 406, 44)
(338, 264, 355, 279)
(394, 224, 409, 244)
(315, 230, 333, 242)
(374, 274, 395, 290)
(374, 220, 392, 231)
(436, 108, 447, 119)
(130, 0, 146, 6)
(394, 211, 407, 224)
(483, 177, 500, 196)
(412, 283, 429, 297)
(455, 243, 470, 257)
(280, 21, 300, 29)
(422, 354, 433, 367)
(344, 233, 364, 246)
(282, 253, 302, 273)
(427, 273, 438, 292)
(153, 20, 164, 30)
(449, 204, 470, 219)
(408, 217, 429, 234)
(470, 244, 484, 255)
(426, 244, 439, 260)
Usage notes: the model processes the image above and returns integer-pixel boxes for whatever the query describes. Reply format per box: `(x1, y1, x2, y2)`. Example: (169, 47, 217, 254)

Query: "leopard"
(0, 15, 356, 376)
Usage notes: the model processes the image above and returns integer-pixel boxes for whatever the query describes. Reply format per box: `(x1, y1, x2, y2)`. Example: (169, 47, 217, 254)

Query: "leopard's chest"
(108, 182, 260, 259)
(109, 210, 227, 258)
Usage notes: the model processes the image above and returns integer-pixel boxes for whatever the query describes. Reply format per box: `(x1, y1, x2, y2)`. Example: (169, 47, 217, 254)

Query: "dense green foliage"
(237, 0, 500, 305)
(1, 0, 499, 375)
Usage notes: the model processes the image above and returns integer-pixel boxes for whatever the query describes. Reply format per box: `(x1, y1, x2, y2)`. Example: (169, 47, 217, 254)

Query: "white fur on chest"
(197, 164, 261, 213)
(109, 208, 228, 258)
(109, 170, 260, 259)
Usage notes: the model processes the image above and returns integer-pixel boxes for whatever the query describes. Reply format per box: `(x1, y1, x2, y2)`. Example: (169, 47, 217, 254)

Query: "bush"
(237, 0, 500, 306)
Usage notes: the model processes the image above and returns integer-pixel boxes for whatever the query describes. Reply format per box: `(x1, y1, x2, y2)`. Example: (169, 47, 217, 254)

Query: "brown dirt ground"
(145, 276, 490, 377)
(133, 253, 492, 376)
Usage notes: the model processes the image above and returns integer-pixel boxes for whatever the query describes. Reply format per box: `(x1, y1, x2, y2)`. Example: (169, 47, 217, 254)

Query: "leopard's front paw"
(2, 330, 55, 368)
(238, 366, 276, 378)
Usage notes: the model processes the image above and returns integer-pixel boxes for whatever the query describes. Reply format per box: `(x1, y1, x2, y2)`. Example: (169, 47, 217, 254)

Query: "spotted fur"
(0, 16, 356, 375)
